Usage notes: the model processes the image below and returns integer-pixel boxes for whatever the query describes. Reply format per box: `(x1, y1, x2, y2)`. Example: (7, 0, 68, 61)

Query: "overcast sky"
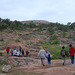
(0, 0, 75, 24)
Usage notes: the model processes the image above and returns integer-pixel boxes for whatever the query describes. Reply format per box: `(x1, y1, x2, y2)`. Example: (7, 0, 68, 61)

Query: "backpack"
(61, 50, 66, 56)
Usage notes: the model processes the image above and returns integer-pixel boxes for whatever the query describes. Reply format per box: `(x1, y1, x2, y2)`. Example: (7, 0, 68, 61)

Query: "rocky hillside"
(21, 20, 51, 24)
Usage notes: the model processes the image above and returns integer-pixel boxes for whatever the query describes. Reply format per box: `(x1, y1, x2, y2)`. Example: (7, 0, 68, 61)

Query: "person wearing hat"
(69, 44, 75, 64)
(61, 46, 67, 65)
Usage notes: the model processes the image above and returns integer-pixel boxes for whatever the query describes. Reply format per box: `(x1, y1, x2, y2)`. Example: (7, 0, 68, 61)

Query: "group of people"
(6, 44, 75, 66)
(6, 46, 29, 57)
(38, 44, 75, 66)
(61, 44, 75, 65)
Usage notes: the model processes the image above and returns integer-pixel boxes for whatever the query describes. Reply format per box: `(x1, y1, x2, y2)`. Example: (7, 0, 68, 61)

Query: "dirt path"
(22, 59, 75, 75)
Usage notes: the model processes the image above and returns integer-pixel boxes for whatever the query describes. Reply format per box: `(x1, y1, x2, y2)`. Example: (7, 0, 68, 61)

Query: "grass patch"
(42, 44, 70, 59)
(15, 39, 20, 42)
(42, 44, 61, 54)
(0, 58, 9, 65)
(0, 41, 9, 46)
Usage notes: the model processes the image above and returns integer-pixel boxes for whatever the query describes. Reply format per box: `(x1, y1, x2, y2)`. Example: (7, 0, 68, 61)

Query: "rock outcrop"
(2, 65, 11, 73)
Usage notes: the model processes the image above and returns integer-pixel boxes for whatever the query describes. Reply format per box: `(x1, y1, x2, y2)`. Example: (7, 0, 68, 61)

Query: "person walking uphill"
(6, 47, 10, 55)
(69, 44, 75, 64)
(46, 54, 52, 65)
(38, 47, 46, 66)
(61, 46, 67, 65)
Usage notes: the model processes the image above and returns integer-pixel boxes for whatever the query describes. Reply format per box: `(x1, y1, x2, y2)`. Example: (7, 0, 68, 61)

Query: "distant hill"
(21, 20, 51, 24)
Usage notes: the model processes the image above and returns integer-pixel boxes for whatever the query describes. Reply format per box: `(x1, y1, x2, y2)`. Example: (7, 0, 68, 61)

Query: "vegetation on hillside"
(0, 17, 75, 31)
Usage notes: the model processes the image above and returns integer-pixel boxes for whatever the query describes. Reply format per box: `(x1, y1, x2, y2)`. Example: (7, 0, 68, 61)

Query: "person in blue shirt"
(46, 54, 52, 65)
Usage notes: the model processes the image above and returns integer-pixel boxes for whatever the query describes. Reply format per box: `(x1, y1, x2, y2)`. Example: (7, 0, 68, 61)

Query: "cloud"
(0, 0, 75, 24)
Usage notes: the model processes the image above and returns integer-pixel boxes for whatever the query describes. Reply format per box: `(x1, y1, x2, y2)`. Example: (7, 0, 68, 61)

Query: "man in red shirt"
(69, 44, 75, 64)
(6, 47, 10, 55)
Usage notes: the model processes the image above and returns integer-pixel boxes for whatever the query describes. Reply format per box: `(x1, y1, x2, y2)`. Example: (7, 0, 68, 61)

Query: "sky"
(0, 0, 75, 24)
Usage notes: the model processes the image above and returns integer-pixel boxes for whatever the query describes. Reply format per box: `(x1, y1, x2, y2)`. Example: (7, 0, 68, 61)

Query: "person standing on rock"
(25, 49, 29, 57)
(13, 48, 17, 56)
(19, 46, 22, 54)
(61, 46, 67, 65)
(69, 44, 75, 64)
(38, 47, 46, 66)
(6, 47, 10, 56)
(22, 49, 24, 57)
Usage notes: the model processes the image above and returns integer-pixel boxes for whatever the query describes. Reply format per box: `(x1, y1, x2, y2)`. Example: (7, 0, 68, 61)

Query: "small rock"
(2, 65, 11, 73)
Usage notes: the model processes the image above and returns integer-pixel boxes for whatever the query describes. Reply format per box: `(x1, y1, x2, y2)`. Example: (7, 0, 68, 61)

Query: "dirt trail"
(21, 59, 75, 75)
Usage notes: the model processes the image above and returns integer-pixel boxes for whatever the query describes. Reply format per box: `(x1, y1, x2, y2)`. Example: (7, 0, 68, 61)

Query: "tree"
(67, 22, 71, 26)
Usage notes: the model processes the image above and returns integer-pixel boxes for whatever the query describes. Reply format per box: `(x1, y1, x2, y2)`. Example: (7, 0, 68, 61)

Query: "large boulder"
(2, 65, 11, 73)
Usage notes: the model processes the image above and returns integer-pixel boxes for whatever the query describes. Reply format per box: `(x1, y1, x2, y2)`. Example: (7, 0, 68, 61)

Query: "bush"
(0, 52, 2, 56)
(52, 39, 59, 44)
(0, 59, 9, 65)
(39, 41, 43, 44)
(66, 50, 70, 57)
(52, 51, 61, 59)
(0, 37, 4, 41)
(15, 39, 20, 42)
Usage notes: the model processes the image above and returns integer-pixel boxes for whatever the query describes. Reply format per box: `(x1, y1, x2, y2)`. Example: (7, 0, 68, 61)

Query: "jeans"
(26, 52, 29, 57)
(7, 52, 9, 55)
(48, 61, 51, 65)
(41, 58, 45, 65)
(62, 56, 65, 65)
(70, 55, 74, 64)
(22, 54, 24, 57)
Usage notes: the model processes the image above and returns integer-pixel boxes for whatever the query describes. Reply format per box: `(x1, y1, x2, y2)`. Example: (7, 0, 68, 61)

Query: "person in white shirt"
(13, 48, 18, 56)
(38, 47, 46, 66)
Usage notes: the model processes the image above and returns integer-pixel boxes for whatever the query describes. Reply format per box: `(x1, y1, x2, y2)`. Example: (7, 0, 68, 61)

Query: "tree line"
(0, 17, 75, 32)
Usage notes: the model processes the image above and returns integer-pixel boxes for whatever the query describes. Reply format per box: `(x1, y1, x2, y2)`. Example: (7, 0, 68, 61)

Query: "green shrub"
(0, 52, 2, 56)
(52, 39, 59, 44)
(49, 35, 59, 44)
(0, 59, 9, 65)
(39, 41, 43, 44)
(62, 32, 66, 38)
(0, 59, 3, 65)
(0, 37, 4, 41)
(3, 59, 9, 65)
(15, 39, 20, 42)
(66, 50, 70, 57)
(52, 51, 61, 59)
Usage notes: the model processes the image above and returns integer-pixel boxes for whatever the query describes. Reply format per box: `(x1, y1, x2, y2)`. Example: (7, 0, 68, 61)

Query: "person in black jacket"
(22, 49, 24, 57)
(61, 46, 67, 65)
(46, 54, 52, 65)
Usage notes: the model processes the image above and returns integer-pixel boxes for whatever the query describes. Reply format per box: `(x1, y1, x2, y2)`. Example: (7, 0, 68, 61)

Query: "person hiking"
(69, 44, 75, 64)
(46, 54, 52, 65)
(22, 49, 24, 57)
(38, 47, 46, 66)
(6, 47, 10, 55)
(61, 46, 67, 65)
(10, 50, 13, 56)
(25, 49, 29, 57)
(13, 48, 17, 56)
(19, 46, 22, 54)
